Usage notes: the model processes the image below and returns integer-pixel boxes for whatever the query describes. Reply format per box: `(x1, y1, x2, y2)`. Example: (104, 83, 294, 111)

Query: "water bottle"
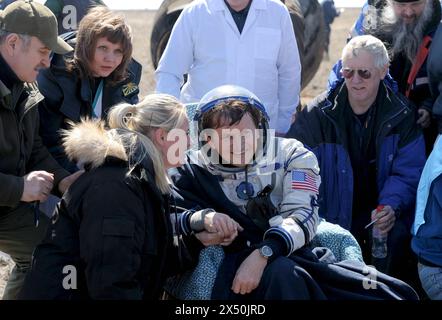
(372, 205, 388, 259)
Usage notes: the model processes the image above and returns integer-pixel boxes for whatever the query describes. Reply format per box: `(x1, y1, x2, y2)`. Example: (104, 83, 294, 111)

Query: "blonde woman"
(20, 94, 241, 300)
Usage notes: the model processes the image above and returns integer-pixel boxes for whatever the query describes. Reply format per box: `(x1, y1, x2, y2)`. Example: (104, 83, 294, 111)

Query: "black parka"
(20, 125, 201, 300)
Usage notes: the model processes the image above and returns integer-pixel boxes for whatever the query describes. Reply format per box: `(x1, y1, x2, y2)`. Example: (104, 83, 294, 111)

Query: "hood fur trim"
(62, 120, 128, 169)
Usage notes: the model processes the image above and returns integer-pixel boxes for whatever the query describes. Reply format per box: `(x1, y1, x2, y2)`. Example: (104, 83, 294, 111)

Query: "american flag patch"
(291, 170, 318, 193)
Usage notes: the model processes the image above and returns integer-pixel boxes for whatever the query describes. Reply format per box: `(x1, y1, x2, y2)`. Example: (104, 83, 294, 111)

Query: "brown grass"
(301, 8, 359, 104)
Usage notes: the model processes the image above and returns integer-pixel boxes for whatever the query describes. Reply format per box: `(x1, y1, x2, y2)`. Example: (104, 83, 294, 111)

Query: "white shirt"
(155, 0, 301, 133)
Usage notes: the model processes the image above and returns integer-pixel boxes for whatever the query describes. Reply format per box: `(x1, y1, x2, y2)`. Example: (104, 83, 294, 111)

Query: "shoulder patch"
(291, 170, 319, 193)
(122, 82, 139, 97)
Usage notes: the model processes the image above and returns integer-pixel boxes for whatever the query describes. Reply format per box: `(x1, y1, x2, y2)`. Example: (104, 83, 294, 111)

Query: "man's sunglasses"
(341, 68, 372, 80)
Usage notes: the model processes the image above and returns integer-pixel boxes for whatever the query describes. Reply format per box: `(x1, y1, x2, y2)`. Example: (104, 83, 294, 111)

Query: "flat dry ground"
(0, 7, 360, 299)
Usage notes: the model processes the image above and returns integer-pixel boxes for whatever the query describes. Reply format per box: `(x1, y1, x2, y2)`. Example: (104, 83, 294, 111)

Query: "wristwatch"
(259, 245, 273, 259)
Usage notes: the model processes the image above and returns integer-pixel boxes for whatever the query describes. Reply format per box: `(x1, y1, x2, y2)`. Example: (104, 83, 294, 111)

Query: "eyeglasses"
(341, 68, 372, 80)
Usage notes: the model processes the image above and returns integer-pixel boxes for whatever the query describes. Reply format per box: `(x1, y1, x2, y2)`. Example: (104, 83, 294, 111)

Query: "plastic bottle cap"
(269, 215, 284, 227)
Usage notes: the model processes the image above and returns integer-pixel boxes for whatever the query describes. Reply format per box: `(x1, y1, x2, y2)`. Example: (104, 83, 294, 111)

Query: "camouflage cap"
(0, 0, 72, 54)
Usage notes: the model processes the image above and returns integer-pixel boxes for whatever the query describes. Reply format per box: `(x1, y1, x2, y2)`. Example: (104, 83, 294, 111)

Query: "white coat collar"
(209, 0, 267, 12)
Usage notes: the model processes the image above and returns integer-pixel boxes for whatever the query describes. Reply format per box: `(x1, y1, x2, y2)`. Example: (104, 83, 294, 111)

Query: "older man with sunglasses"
(287, 35, 426, 285)
(330, 0, 441, 156)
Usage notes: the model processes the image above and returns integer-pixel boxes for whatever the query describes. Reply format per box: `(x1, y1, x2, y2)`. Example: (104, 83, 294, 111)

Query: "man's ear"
(380, 65, 389, 80)
(4, 33, 19, 55)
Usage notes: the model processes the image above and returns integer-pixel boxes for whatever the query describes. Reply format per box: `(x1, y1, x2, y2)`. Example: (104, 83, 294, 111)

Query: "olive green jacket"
(0, 78, 69, 213)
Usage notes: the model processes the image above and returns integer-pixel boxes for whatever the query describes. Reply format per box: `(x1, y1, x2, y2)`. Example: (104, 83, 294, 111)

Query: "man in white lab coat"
(155, 0, 301, 135)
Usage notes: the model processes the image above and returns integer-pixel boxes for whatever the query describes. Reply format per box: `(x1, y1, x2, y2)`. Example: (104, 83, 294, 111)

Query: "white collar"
(209, 0, 267, 12)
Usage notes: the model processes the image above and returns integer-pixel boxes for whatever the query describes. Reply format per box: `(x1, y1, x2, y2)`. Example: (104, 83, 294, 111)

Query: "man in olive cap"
(0, 0, 80, 299)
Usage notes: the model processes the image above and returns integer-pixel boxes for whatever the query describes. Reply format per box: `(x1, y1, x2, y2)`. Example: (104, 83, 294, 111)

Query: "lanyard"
(406, 35, 432, 98)
(92, 79, 104, 118)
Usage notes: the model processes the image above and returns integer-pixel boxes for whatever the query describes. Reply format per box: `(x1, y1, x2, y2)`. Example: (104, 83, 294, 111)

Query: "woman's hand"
(195, 231, 225, 246)
(195, 212, 243, 246)
(204, 211, 243, 245)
